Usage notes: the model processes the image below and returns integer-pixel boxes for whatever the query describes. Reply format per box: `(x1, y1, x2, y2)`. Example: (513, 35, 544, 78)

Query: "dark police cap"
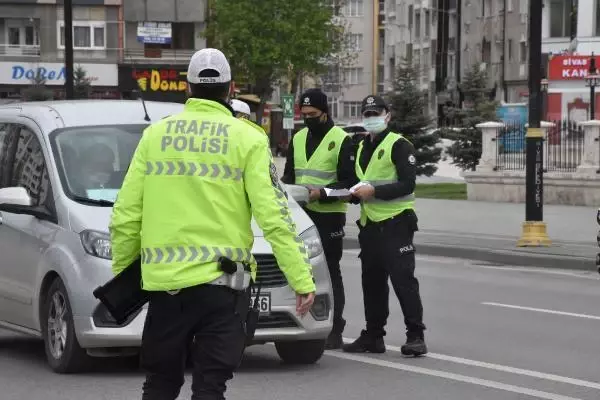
(361, 95, 388, 113)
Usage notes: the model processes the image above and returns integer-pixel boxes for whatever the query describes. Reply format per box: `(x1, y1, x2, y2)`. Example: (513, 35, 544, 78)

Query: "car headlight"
(80, 230, 112, 260)
(299, 226, 323, 259)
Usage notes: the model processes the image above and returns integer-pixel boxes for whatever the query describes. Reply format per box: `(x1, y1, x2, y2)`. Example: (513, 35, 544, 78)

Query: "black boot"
(342, 331, 385, 354)
(401, 334, 427, 357)
(325, 332, 344, 350)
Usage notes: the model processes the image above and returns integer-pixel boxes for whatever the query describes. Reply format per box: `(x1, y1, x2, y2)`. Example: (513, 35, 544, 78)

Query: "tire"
(275, 339, 326, 365)
(42, 278, 91, 373)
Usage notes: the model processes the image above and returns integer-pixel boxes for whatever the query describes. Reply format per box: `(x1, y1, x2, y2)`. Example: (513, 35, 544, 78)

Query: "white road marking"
(482, 302, 600, 321)
(343, 249, 459, 264)
(341, 337, 600, 391)
(326, 351, 581, 400)
(475, 265, 600, 280)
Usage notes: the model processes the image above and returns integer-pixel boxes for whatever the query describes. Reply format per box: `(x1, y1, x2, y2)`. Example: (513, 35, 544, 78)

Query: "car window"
(50, 124, 147, 203)
(10, 125, 52, 211)
(0, 123, 18, 189)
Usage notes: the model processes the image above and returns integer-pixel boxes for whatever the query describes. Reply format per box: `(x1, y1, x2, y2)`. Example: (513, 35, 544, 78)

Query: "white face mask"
(362, 113, 388, 134)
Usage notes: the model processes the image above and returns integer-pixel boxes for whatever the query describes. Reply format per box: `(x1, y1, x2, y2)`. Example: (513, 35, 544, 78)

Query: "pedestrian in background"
(343, 95, 427, 357)
(282, 88, 357, 349)
(110, 48, 316, 400)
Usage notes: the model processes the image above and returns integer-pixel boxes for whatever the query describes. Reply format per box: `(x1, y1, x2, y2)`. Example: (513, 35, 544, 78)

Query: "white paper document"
(349, 182, 370, 194)
(324, 188, 351, 197)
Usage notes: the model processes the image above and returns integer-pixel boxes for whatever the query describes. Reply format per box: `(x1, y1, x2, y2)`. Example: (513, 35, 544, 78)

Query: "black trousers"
(140, 284, 249, 400)
(357, 210, 426, 339)
(305, 209, 346, 335)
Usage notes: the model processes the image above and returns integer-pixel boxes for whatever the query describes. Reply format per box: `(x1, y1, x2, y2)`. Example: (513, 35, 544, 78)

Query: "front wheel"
(275, 339, 326, 365)
(42, 278, 91, 373)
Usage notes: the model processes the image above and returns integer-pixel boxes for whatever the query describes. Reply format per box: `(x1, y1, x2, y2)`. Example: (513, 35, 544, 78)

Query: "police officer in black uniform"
(343, 95, 427, 356)
(281, 89, 357, 349)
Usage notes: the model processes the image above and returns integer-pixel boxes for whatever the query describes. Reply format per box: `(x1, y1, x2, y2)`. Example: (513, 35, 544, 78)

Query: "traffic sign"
(281, 94, 295, 119)
(283, 118, 294, 130)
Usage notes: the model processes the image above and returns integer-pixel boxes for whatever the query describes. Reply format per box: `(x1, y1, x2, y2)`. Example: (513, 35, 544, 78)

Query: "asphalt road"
(2, 252, 600, 400)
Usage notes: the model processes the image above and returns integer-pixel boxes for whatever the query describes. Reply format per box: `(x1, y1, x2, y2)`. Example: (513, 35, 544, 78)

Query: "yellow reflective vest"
(292, 126, 349, 213)
(110, 98, 315, 294)
(355, 132, 416, 227)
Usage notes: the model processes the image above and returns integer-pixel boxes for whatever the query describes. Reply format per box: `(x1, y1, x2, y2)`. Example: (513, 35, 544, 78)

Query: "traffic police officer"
(281, 88, 356, 349)
(110, 48, 316, 400)
(343, 95, 427, 356)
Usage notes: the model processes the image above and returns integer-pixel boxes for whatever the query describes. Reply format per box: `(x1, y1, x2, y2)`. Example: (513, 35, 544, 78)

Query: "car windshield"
(50, 124, 147, 204)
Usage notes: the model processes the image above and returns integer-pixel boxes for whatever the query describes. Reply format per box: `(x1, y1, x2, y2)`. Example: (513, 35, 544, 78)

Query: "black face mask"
(304, 116, 324, 132)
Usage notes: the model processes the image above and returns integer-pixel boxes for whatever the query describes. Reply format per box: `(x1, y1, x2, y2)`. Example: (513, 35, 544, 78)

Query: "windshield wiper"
(71, 196, 114, 207)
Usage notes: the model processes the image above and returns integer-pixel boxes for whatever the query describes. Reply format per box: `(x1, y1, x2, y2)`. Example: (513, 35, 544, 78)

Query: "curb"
(343, 238, 597, 271)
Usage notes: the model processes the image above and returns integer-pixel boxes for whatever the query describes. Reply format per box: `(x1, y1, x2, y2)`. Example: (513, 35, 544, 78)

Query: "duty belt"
(165, 271, 251, 296)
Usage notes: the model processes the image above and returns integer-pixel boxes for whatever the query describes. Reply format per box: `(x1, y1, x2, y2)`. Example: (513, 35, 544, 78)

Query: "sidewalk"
(273, 157, 599, 271)
(343, 199, 598, 271)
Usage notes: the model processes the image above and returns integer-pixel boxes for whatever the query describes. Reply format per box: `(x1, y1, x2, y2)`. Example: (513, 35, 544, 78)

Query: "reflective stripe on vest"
(355, 132, 415, 225)
(141, 245, 254, 265)
(145, 161, 243, 181)
(293, 126, 348, 213)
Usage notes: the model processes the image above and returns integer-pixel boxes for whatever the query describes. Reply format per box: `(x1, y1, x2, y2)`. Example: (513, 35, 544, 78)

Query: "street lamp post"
(541, 70, 548, 121)
(585, 53, 599, 120)
(517, 0, 551, 247)
(64, 0, 74, 99)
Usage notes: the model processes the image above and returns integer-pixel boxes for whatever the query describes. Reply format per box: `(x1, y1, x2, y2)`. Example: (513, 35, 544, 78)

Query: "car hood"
(68, 194, 314, 239)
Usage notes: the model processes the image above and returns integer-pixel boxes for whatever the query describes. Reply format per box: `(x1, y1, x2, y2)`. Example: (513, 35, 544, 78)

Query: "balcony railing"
(123, 48, 196, 63)
(0, 44, 40, 57)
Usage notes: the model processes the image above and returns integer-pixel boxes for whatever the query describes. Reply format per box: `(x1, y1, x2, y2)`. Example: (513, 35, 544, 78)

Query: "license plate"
(250, 292, 271, 314)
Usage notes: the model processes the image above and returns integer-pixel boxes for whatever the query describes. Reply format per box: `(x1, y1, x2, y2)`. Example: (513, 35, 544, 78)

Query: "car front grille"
(257, 312, 297, 329)
(254, 254, 287, 288)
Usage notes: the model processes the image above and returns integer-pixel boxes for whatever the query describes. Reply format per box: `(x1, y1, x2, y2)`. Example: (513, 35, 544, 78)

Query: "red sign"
(548, 55, 600, 80)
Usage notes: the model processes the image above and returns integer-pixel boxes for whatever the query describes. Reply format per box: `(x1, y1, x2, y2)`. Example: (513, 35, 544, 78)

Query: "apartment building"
(459, 0, 529, 103)
(0, 0, 122, 101)
(316, 0, 377, 124)
(120, 0, 207, 102)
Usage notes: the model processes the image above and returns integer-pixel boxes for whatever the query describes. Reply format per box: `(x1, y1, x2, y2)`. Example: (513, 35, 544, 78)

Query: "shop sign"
(137, 22, 172, 45)
(130, 67, 187, 93)
(548, 55, 600, 80)
(0, 62, 117, 86)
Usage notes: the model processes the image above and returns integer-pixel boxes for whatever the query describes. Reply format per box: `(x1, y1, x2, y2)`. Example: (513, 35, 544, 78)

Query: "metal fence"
(495, 120, 584, 172)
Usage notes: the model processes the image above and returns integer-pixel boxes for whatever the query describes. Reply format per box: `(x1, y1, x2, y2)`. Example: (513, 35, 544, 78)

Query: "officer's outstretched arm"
(109, 128, 150, 276)
(244, 139, 316, 295)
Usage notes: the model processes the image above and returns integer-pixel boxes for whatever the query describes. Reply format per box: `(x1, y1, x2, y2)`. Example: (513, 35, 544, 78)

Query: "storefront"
(118, 64, 188, 103)
(0, 61, 119, 101)
(546, 54, 600, 122)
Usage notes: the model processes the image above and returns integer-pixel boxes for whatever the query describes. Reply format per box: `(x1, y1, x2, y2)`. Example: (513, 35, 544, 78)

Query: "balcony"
(0, 44, 40, 57)
(123, 48, 196, 64)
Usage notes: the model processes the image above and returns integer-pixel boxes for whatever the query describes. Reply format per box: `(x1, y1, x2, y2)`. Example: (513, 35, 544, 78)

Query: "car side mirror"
(282, 184, 309, 206)
(0, 187, 32, 207)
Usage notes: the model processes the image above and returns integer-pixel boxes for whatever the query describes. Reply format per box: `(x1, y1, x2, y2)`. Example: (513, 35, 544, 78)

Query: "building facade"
(120, 0, 207, 102)
(316, 0, 377, 124)
(459, 0, 529, 104)
(0, 0, 121, 101)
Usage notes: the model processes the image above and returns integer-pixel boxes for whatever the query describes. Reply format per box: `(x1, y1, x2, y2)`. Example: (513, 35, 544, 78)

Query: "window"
(5, 19, 40, 56)
(508, 39, 513, 61)
(343, 0, 364, 17)
(0, 125, 52, 212)
(379, 0, 385, 13)
(549, 0, 572, 38)
(343, 101, 362, 119)
(507, 0, 513, 12)
(415, 11, 421, 38)
(520, 41, 527, 63)
(345, 68, 363, 84)
(322, 66, 341, 92)
(144, 23, 194, 50)
(414, 49, 421, 66)
(328, 97, 339, 119)
(431, 40, 437, 63)
(58, 21, 106, 50)
(425, 10, 431, 37)
(406, 43, 413, 62)
(348, 33, 363, 51)
(408, 5, 414, 31)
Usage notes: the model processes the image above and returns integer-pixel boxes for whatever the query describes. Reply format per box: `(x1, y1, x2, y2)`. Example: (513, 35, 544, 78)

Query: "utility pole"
(517, 0, 551, 247)
(64, 0, 74, 99)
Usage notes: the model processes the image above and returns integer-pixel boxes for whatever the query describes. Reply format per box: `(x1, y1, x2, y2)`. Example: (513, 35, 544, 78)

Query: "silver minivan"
(0, 100, 333, 373)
